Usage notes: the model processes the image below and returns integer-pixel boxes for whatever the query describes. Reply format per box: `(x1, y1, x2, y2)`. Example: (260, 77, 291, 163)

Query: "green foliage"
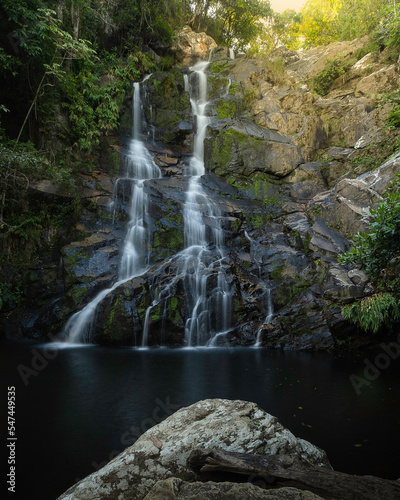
(342, 293, 400, 334)
(387, 106, 400, 129)
(210, 62, 229, 75)
(266, 0, 388, 51)
(350, 154, 383, 173)
(0, 141, 71, 230)
(214, 99, 236, 119)
(61, 52, 148, 150)
(268, 10, 303, 51)
(152, 73, 176, 100)
(311, 57, 348, 96)
(0, 281, 24, 311)
(243, 87, 258, 108)
(375, 2, 400, 53)
(339, 174, 400, 333)
(188, 0, 272, 51)
(339, 175, 400, 280)
(158, 55, 174, 71)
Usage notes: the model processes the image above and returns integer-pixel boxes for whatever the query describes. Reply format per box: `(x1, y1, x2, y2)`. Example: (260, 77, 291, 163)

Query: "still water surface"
(1, 341, 399, 499)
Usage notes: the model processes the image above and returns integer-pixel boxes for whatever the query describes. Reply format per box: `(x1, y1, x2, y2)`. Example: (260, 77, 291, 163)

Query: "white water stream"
(244, 231, 274, 347)
(63, 63, 233, 347)
(254, 287, 273, 347)
(62, 82, 161, 343)
(141, 62, 233, 347)
(182, 62, 232, 346)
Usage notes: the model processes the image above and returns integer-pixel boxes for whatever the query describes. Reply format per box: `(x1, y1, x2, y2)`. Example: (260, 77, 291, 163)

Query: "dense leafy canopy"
(187, 0, 272, 50)
(260, 0, 400, 52)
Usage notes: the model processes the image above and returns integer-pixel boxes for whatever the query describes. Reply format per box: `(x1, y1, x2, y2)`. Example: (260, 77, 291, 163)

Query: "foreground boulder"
(57, 399, 329, 500)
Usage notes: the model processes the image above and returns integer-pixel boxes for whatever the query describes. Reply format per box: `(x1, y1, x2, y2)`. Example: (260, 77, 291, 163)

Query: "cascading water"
(118, 84, 162, 279)
(140, 61, 233, 347)
(188, 61, 210, 176)
(254, 287, 273, 347)
(63, 63, 233, 347)
(182, 62, 233, 346)
(244, 231, 274, 347)
(62, 81, 161, 343)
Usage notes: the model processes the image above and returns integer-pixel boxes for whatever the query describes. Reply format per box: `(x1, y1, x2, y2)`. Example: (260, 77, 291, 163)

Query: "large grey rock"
(286, 37, 369, 82)
(355, 65, 399, 97)
(57, 399, 330, 500)
(171, 26, 217, 65)
(205, 121, 303, 179)
(259, 290, 335, 351)
(310, 152, 400, 235)
(309, 216, 350, 258)
(286, 163, 328, 202)
(144, 478, 325, 500)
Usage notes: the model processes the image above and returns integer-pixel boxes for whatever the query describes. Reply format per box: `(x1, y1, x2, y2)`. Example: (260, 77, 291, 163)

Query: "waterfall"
(62, 81, 161, 343)
(229, 48, 235, 60)
(182, 62, 232, 346)
(183, 74, 189, 92)
(140, 61, 233, 348)
(63, 63, 234, 347)
(225, 78, 232, 96)
(188, 61, 210, 176)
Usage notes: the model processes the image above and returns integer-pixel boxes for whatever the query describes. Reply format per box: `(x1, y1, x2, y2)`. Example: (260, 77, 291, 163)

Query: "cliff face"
(3, 30, 400, 349)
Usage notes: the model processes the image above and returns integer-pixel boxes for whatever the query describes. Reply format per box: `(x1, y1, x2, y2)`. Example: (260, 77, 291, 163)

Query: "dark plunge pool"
(1, 341, 399, 500)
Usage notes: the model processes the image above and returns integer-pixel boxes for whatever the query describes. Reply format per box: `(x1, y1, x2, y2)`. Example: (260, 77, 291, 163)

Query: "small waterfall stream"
(245, 231, 274, 347)
(254, 287, 273, 347)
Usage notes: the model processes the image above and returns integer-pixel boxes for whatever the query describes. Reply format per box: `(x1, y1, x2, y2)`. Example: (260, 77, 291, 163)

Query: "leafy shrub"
(0, 282, 24, 311)
(311, 57, 349, 96)
(339, 174, 400, 332)
(387, 106, 400, 129)
(339, 176, 400, 279)
(342, 293, 400, 334)
(0, 141, 71, 231)
(61, 52, 152, 151)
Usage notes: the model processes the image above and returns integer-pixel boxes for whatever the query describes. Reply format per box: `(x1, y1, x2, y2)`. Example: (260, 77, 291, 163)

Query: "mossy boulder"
(92, 277, 148, 346)
(205, 121, 303, 180)
(144, 70, 192, 147)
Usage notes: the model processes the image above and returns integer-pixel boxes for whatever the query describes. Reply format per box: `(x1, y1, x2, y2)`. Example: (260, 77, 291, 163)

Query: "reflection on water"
(1, 342, 399, 500)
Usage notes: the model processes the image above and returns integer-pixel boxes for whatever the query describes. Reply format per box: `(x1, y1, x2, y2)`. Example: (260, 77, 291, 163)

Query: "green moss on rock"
(214, 99, 237, 119)
(102, 295, 132, 343)
(153, 225, 184, 259)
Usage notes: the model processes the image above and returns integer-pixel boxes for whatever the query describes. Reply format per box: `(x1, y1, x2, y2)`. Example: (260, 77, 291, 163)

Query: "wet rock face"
(56, 399, 330, 500)
(143, 70, 193, 147)
(9, 35, 400, 348)
(311, 152, 400, 235)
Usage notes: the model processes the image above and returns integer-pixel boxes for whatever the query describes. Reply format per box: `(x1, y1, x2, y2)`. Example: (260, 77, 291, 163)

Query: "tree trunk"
(188, 447, 400, 500)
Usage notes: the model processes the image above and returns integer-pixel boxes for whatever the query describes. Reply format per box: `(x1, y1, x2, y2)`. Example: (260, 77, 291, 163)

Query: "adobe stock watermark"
(349, 332, 400, 395)
(75, 396, 182, 481)
(17, 332, 61, 386)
